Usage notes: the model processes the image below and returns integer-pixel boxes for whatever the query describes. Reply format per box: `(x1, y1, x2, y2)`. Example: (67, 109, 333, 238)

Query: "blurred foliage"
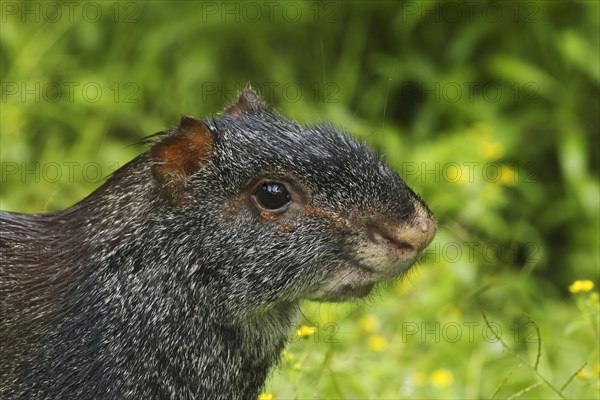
(1, 1, 599, 399)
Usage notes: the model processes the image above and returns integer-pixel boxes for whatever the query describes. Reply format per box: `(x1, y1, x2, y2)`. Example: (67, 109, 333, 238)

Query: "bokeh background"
(1, 1, 598, 398)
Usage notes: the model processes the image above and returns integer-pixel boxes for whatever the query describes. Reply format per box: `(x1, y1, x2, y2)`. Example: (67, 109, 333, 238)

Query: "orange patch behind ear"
(151, 116, 214, 204)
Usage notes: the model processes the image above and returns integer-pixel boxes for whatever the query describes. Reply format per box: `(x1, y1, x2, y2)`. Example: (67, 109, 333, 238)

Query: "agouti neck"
(50, 155, 160, 244)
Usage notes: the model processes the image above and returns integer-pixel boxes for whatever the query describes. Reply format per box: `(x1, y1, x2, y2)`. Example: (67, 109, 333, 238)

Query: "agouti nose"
(368, 214, 436, 254)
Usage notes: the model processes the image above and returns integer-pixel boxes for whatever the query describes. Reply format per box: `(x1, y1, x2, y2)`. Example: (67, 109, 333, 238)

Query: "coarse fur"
(0, 89, 436, 399)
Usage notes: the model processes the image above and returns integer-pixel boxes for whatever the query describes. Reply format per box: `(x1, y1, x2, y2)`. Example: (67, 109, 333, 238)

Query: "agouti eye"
(255, 182, 291, 210)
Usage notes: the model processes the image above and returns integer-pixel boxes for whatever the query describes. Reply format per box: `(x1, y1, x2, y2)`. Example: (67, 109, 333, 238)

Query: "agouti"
(0, 89, 436, 399)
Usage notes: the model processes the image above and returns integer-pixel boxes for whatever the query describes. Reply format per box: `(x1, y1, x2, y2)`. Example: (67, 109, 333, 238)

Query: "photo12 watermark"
(198, 1, 340, 23)
(283, 319, 541, 345)
(400, 320, 540, 344)
(201, 81, 340, 104)
(398, 81, 541, 104)
(1, 81, 140, 104)
(400, 162, 539, 185)
(398, 2, 540, 24)
(1, 161, 121, 184)
(1, 1, 140, 24)
(421, 240, 542, 266)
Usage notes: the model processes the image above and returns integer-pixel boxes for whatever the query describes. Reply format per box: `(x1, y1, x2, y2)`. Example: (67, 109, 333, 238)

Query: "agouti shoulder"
(0, 89, 436, 400)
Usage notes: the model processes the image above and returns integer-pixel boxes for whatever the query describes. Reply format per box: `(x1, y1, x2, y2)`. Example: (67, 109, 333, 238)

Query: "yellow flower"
(468, 122, 504, 160)
(359, 315, 381, 334)
(576, 368, 589, 380)
(258, 393, 273, 400)
(296, 325, 315, 337)
(395, 279, 413, 295)
(437, 304, 462, 322)
(498, 164, 517, 186)
(568, 280, 595, 293)
(430, 368, 453, 388)
(575, 364, 600, 380)
(469, 122, 491, 139)
(481, 140, 504, 160)
(444, 164, 467, 185)
(411, 371, 427, 387)
(367, 334, 389, 352)
(281, 349, 294, 363)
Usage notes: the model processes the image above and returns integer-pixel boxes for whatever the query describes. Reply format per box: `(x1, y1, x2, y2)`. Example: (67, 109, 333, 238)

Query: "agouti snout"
(0, 88, 436, 399)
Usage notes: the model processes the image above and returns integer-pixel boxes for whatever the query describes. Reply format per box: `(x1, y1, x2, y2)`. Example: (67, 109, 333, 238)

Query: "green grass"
(264, 268, 599, 398)
(1, 1, 599, 398)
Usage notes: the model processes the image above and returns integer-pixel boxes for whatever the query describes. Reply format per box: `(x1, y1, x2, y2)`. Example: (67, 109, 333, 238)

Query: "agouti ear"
(223, 88, 267, 116)
(151, 116, 214, 204)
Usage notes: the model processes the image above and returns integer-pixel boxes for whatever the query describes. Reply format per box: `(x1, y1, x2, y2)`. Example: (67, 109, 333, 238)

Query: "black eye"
(255, 182, 291, 210)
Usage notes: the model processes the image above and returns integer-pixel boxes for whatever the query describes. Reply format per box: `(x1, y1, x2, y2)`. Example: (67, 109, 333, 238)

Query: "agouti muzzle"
(0, 89, 436, 399)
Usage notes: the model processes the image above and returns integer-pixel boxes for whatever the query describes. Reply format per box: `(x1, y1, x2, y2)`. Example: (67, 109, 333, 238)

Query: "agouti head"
(151, 89, 436, 306)
(1, 88, 437, 398)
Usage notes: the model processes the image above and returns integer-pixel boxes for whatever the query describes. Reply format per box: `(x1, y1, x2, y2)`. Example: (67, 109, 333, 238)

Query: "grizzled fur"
(0, 89, 435, 399)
